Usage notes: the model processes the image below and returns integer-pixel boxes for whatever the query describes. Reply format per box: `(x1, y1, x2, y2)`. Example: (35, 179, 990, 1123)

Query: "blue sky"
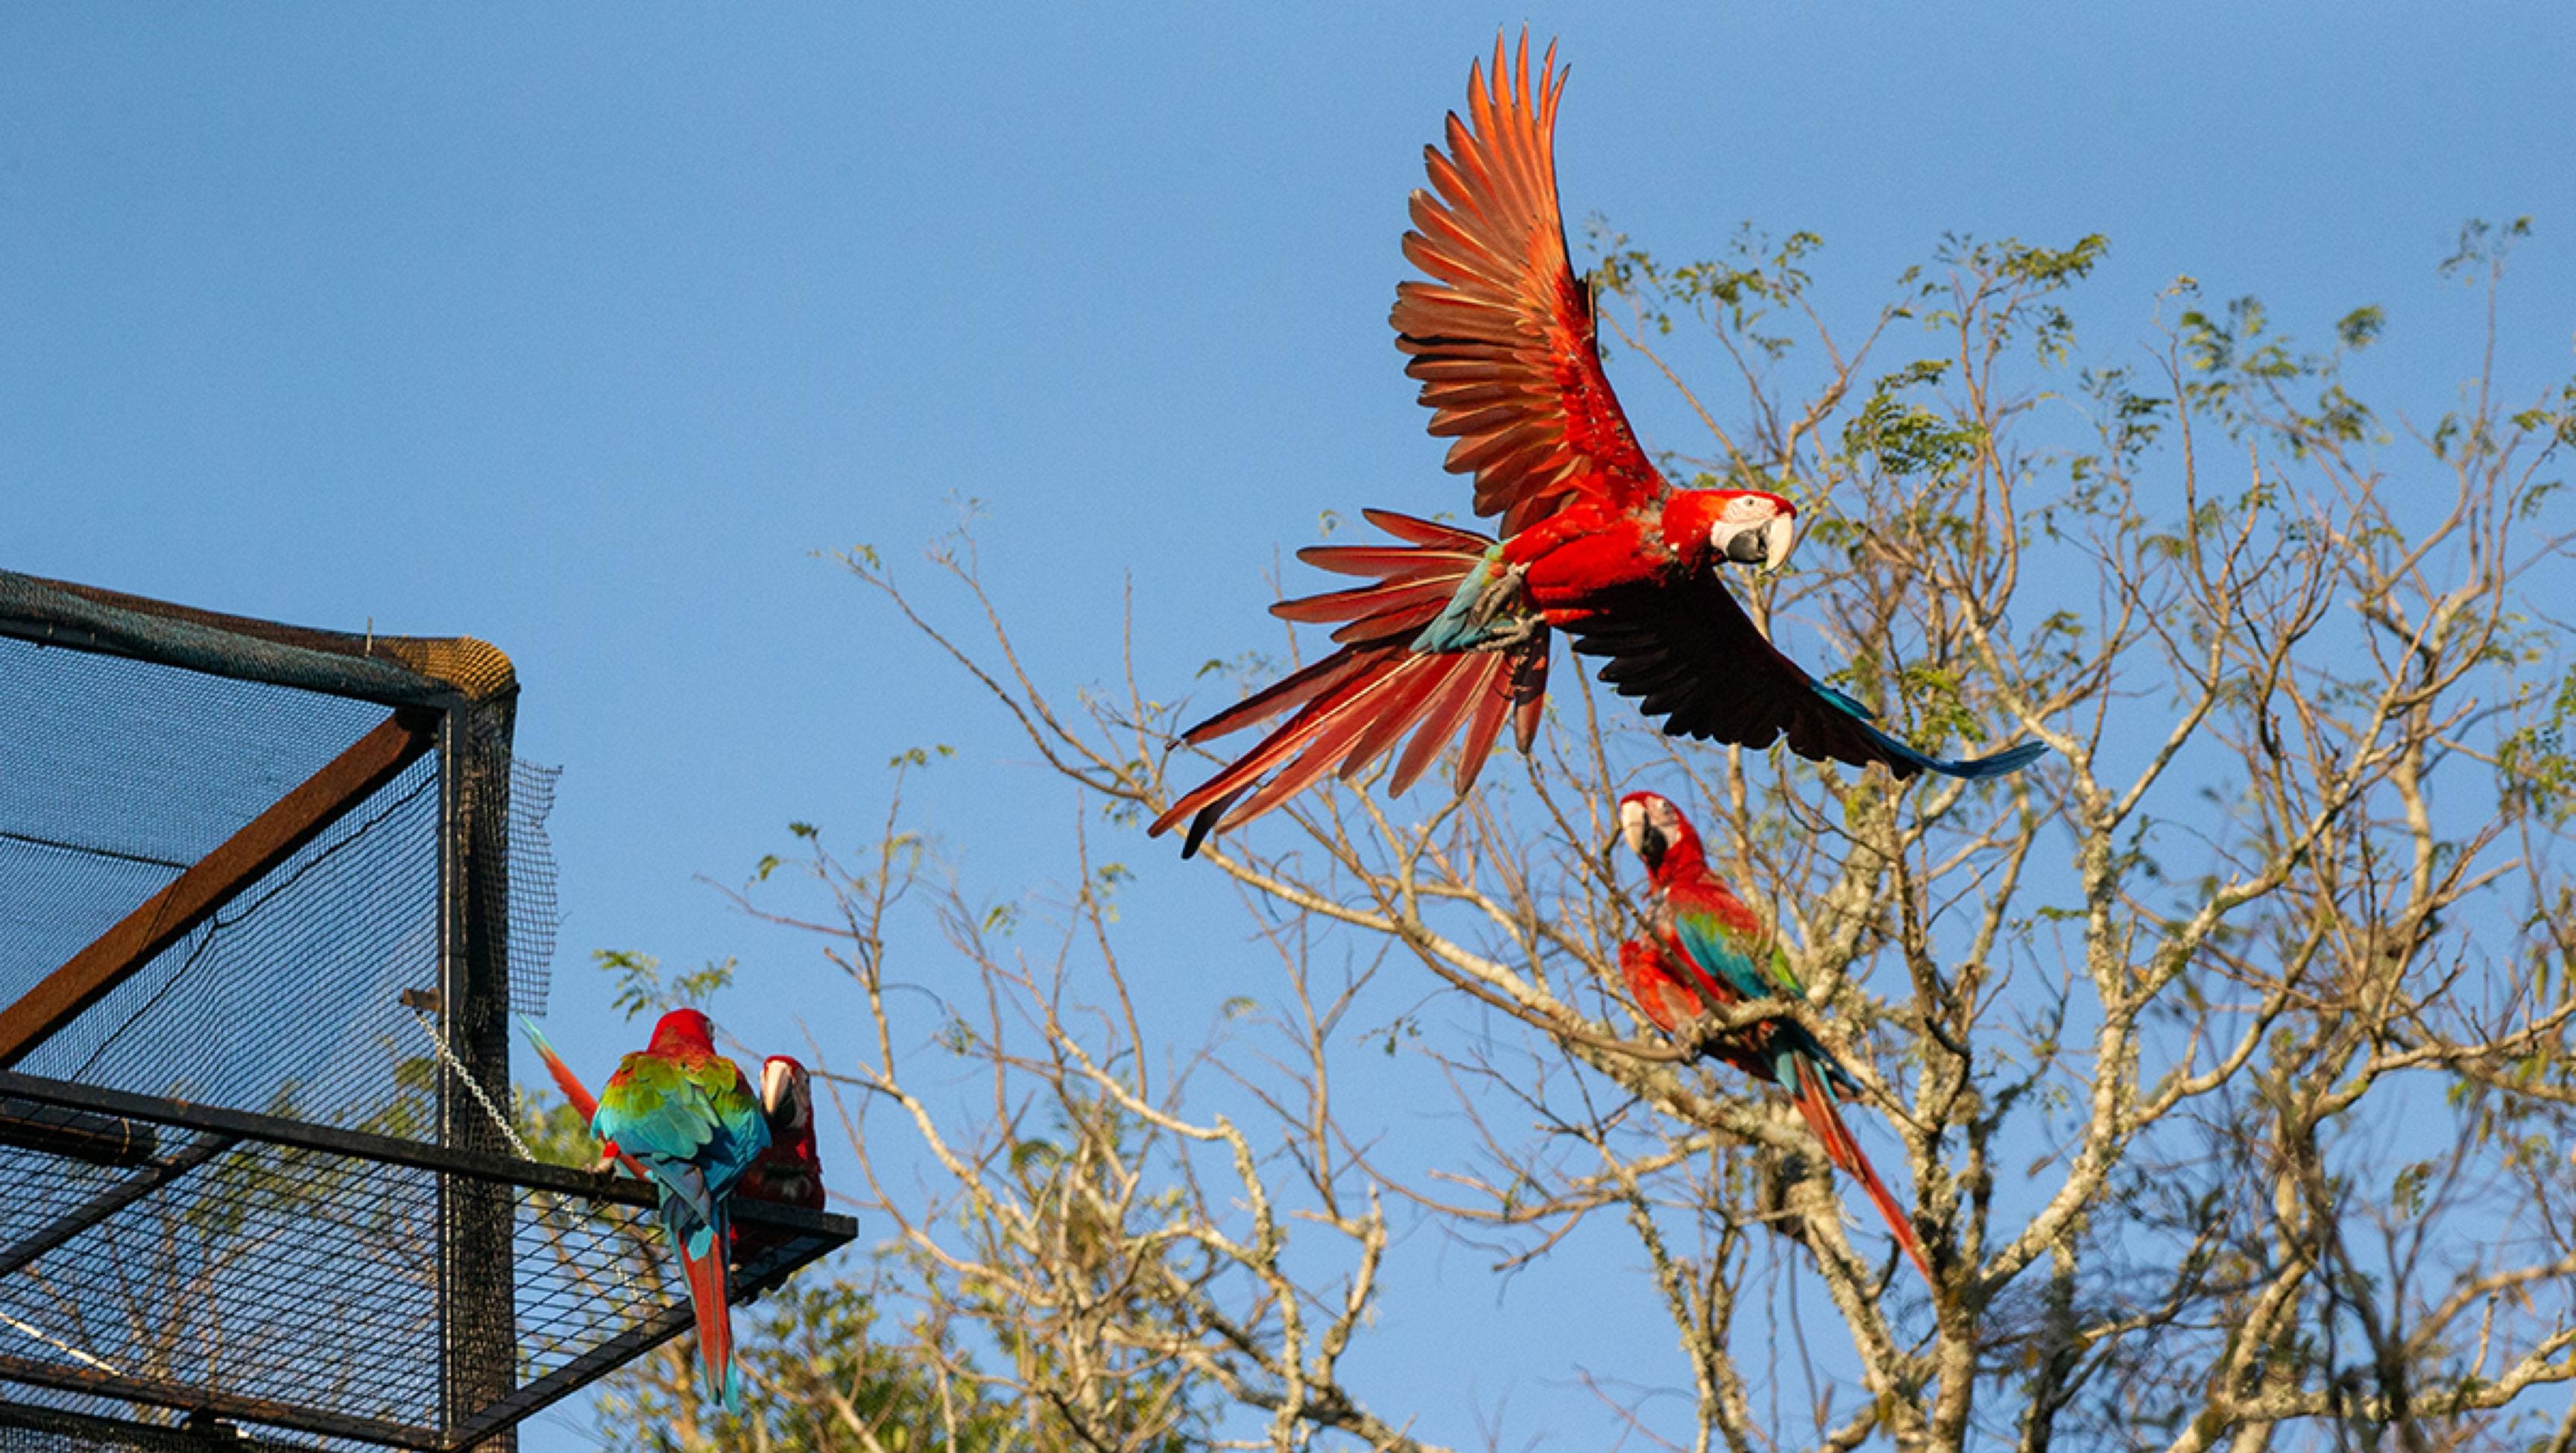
(5, 4, 2574, 1448)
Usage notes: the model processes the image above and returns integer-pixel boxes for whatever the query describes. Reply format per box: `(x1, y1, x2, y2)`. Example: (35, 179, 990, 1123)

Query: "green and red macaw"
(590, 1009, 771, 1411)
(1617, 790, 1931, 1282)
(739, 1056, 825, 1213)
(1152, 36, 2042, 857)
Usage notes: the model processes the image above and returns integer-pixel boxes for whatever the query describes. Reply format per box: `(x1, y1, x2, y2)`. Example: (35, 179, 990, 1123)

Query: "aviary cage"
(0, 572, 853, 1452)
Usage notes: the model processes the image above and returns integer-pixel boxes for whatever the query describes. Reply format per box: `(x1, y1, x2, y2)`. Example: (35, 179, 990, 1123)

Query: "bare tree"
(586, 218, 2576, 1453)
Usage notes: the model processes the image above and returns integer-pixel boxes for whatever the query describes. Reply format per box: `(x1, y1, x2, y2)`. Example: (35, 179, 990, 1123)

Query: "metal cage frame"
(0, 570, 855, 1452)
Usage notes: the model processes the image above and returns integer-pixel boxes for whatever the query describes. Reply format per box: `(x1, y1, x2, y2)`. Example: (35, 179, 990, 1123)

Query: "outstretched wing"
(1392, 34, 1668, 538)
(1565, 571, 2048, 781)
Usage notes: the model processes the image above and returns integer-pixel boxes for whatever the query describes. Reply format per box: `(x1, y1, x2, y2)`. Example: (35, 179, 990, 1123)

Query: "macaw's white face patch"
(1711, 496, 1797, 576)
(1620, 792, 1683, 865)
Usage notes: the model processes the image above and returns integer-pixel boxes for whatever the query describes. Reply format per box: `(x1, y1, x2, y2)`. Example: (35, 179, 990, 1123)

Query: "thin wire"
(0, 1309, 125, 1378)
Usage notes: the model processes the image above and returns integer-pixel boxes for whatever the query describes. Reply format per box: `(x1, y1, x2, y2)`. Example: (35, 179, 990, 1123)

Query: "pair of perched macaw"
(1150, 36, 2044, 857)
(519, 1009, 826, 1411)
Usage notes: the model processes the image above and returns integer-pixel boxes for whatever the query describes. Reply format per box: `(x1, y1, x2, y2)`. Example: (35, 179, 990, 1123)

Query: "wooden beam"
(0, 707, 439, 1068)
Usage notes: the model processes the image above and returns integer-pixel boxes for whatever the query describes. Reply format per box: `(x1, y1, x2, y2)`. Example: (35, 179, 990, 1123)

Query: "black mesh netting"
(504, 761, 558, 1021)
(0, 633, 558, 1126)
(1, 612, 845, 1450)
(1, 1404, 326, 1453)
(0, 636, 387, 1033)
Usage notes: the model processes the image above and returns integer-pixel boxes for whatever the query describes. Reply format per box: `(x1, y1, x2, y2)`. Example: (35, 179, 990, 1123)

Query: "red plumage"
(1617, 937, 1772, 1084)
(1152, 38, 1802, 855)
(1156, 37, 2039, 857)
(1152, 510, 1553, 854)
(1617, 792, 1933, 1283)
(740, 1056, 826, 1222)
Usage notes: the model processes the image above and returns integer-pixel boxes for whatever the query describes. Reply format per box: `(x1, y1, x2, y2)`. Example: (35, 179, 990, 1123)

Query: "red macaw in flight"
(1152, 37, 2041, 857)
(590, 1009, 772, 1411)
(1617, 791, 1931, 1282)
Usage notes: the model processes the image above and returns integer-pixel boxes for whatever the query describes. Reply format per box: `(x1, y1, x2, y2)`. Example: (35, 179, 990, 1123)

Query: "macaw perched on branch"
(1617, 791, 1931, 1282)
(590, 1009, 771, 1411)
(1151, 35, 2042, 857)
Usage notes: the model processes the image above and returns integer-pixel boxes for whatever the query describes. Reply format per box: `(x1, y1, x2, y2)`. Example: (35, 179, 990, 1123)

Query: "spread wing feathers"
(1153, 511, 1547, 857)
(1392, 33, 1667, 538)
(1786, 1056, 1933, 1283)
(1565, 571, 2048, 781)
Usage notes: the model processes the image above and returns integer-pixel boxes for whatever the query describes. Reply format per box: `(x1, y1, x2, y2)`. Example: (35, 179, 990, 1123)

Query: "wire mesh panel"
(0, 637, 476, 1132)
(1, 1402, 329, 1453)
(0, 1075, 851, 1452)
(0, 573, 840, 1451)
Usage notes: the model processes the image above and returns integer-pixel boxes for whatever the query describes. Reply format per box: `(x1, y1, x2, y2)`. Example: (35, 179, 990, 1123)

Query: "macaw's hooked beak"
(1720, 513, 1798, 576)
(1617, 800, 1666, 874)
(760, 1059, 797, 1120)
(1757, 513, 1796, 576)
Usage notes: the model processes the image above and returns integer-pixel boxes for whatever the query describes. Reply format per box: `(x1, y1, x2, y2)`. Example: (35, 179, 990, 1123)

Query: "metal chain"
(405, 1005, 536, 1162)
(403, 1005, 666, 1318)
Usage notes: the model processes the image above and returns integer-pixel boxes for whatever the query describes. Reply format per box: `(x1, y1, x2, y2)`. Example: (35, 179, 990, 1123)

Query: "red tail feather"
(679, 1223, 739, 1410)
(1390, 652, 1494, 795)
(1154, 513, 1547, 855)
(530, 1039, 599, 1122)
(518, 1019, 653, 1182)
(1789, 1059, 1931, 1284)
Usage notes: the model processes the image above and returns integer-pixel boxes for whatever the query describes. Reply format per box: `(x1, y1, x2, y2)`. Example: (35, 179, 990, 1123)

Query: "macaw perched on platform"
(591, 1009, 771, 1411)
(1617, 791, 1931, 1282)
(740, 1056, 825, 1214)
(1150, 36, 2042, 857)
(525, 1021, 825, 1258)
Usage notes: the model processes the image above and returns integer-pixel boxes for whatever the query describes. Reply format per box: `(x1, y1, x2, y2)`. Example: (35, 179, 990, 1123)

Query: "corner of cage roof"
(385, 637, 518, 702)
